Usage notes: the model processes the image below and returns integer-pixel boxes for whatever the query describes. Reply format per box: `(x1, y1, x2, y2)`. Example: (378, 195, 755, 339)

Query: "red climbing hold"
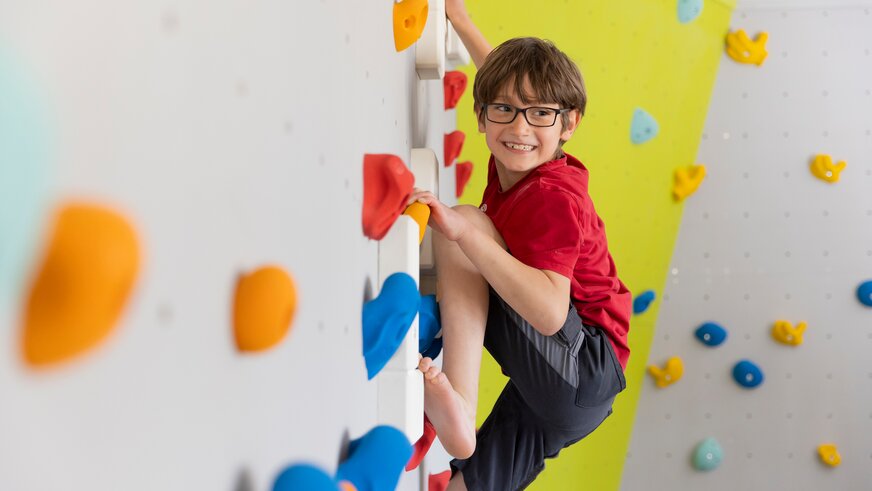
(443, 71, 468, 110)
(444, 131, 465, 167)
(455, 161, 473, 198)
(405, 414, 437, 471)
(429, 470, 451, 491)
(362, 154, 415, 240)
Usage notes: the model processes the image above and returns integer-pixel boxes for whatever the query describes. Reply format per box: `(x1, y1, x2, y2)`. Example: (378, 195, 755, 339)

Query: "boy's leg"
(419, 204, 506, 459)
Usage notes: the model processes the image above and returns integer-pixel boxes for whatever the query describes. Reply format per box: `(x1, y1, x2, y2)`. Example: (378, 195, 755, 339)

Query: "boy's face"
(476, 76, 580, 183)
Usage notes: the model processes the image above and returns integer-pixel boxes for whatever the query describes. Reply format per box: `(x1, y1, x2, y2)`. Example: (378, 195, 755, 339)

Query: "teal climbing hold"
(336, 426, 413, 491)
(419, 294, 442, 360)
(633, 290, 656, 314)
(272, 464, 339, 491)
(695, 322, 727, 347)
(692, 437, 723, 471)
(857, 280, 872, 307)
(362, 272, 420, 380)
(732, 359, 764, 389)
(0, 47, 54, 310)
(678, 0, 704, 24)
(630, 108, 659, 144)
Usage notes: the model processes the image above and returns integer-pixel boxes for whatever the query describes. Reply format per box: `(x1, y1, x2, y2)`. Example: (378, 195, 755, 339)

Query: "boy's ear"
(560, 109, 582, 141)
(475, 106, 486, 133)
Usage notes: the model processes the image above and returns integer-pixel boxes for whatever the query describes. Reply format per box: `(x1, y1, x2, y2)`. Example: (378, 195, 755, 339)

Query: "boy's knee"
(452, 204, 505, 247)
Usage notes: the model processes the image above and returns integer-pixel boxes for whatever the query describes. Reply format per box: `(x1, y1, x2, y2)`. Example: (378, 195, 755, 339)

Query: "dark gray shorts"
(450, 289, 627, 491)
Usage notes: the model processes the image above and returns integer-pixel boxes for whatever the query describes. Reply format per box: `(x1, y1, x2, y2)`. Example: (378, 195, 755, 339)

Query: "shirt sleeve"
(501, 188, 583, 278)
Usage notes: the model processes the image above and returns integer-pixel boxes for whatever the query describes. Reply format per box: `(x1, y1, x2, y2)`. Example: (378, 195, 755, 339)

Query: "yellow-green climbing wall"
(454, 1, 735, 489)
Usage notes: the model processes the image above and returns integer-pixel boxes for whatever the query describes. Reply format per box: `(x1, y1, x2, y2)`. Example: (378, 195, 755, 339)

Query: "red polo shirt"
(480, 153, 631, 369)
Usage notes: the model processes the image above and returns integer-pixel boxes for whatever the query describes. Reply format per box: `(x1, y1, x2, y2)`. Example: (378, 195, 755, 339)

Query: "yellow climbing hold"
(771, 320, 806, 346)
(393, 0, 429, 52)
(647, 356, 684, 388)
(672, 164, 706, 201)
(403, 201, 430, 244)
(726, 29, 768, 66)
(818, 444, 841, 467)
(810, 154, 846, 183)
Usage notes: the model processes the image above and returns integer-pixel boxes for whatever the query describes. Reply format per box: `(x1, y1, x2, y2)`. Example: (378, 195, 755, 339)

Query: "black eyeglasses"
(482, 103, 570, 127)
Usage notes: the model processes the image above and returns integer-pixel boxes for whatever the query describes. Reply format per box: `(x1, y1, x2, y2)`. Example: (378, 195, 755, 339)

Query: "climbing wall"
(0, 2, 456, 490)
(623, 1, 872, 490)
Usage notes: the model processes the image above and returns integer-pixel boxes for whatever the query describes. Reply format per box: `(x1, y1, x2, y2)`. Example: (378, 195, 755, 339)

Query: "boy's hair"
(472, 37, 587, 136)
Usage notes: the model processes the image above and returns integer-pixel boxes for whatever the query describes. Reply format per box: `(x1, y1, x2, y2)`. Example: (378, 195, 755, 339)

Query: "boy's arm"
(446, 0, 492, 69)
(412, 190, 571, 336)
(456, 225, 571, 336)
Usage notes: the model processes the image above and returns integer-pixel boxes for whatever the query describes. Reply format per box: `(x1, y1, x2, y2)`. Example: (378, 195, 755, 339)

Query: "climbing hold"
(771, 320, 806, 346)
(444, 131, 465, 167)
(339, 482, 357, 491)
(632, 290, 656, 314)
(732, 359, 764, 389)
(677, 0, 703, 23)
(362, 154, 415, 241)
(725, 29, 768, 66)
(857, 280, 872, 307)
(419, 294, 442, 360)
(443, 71, 468, 110)
(403, 202, 430, 244)
(336, 426, 413, 491)
(692, 437, 723, 471)
(429, 470, 451, 491)
(630, 108, 659, 144)
(695, 322, 727, 347)
(362, 272, 420, 379)
(21, 203, 140, 366)
(647, 356, 684, 388)
(810, 154, 846, 183)
(673, 164, 706, 201)
(273, 463, 339, 491)
(406, 414, 437, 471)
(456, 161, 473, 198)
(233, 266, 297, 352)
(393, 0, 429, 52)
(818, 444, 841, 467)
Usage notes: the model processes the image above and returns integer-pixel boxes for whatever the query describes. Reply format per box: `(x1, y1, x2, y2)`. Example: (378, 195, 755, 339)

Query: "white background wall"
(0, 1, 456, 490)
(624, 2, 872, 490)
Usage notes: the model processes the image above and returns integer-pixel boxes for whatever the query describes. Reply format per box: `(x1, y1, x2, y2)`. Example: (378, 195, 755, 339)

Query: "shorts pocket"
(575, 326, 627, 408)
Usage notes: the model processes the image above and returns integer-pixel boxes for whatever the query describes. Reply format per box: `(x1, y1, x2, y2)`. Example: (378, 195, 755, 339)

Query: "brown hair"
(472, 37, 587, 131)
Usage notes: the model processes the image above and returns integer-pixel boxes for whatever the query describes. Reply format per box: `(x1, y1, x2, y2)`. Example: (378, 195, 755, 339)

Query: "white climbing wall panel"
(0, 1, 457, 490)
(623, 2, 872, 490)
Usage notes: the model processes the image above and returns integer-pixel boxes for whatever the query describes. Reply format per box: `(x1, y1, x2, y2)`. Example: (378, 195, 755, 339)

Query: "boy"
(410, 2, 631, 489)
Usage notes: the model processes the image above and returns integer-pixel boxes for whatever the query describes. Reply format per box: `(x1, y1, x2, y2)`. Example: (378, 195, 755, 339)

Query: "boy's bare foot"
(418, 356, 477, 459)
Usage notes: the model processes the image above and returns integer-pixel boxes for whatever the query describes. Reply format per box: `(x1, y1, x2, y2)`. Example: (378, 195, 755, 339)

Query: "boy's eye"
(532, 108, 556, 117)
(493, 104, 513, 113)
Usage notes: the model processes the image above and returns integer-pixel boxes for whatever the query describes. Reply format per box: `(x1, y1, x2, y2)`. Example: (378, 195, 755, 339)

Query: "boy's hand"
(408, 188, 469, 242)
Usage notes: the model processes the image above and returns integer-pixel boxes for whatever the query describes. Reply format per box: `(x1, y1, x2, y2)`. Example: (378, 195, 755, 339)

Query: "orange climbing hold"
(21, 202, 140, 366)
(444, 131, 465, 167)
(443, 71, 468, 110)
(362, 154, 416, 240)
(403, 202, 430, 244)
(455, 161, 473, 198)
(393, 0, 429, 52)
(234, 265, 297, 352)
(339, 481, 358, 491)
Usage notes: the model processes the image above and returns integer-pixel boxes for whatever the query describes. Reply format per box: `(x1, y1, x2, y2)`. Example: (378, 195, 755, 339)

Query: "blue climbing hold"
(677, 0, 704, 24)
(732, 360, 764, 389)
(272, 463, 338, 491)
(692, 437, 723, 471)
(419, 294, 443, 360)
(336, 426, 413, 491)
(362, 272, 420, 380)
(630, 108, 659, 144)
(633, 290, 656, 314)
(694, 322, 727, 347)
(857, 280, 872, 307)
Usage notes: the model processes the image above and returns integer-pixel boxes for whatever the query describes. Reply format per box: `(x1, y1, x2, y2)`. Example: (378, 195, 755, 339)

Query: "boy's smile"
(477, 77, 580, 191)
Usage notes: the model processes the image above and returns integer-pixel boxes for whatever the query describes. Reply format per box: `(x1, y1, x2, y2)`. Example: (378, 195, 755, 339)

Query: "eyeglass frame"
(481, 103, 571, 128)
